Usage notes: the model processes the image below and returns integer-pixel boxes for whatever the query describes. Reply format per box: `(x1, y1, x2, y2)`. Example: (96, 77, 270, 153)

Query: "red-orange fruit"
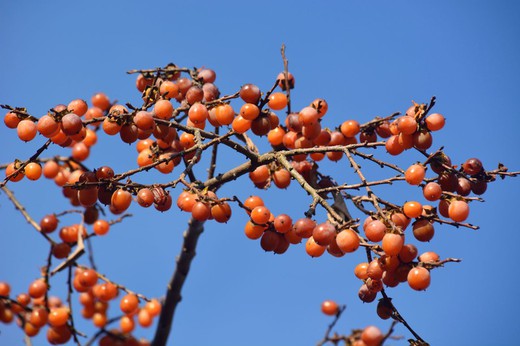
(335, 229, 360, 253)
(40, 214, 59, 233)
(423, 182, 442, 201)
(293, 218, 316, 238)
(250, 206, 271, 225)
(398, 243, 418, 263)
(28, 279, 47, 298)
(191, 201, 211, 221)
(17, 119, 38, 141)
(138, 308, 153, 327)
(37, 115, 60, 137)
(305, 236, 326, 257)
(354, 262, 369, 280)
(260, 231, 281, 252)
(154, 99, 174, 120)
(361, 326, 384, 346)
(321, 300, 339, 316)
(145, 298, 162, 317)
(381, 233, 404, 256)
(367, 259, 384, 281)
(418, 251, 440, 263)
(403, 201, 422, 218)
(340, 120, 360, 138)
(277, 71, 295, 90)
(312, 222, 336, 246)
(91, 92, 111, 110)
(46, 325, 71, 344)
(298, 106, 319, 126)
(68, 99, 88, 116)
(120, 294, 139, 315)
(244, 221, 265, 240)
(273, 214, 292, 233)
(404, 164, 425, 185)
(111, 189, 132, 213)
(311, 98, 328, 118)
(272, 169, 291, 189)
(364, 219, 386, 242)
(268, 92, 288, 110)
(407, 266, 431, 291)
(425, 113, 445, 131)
(358, 284, 377, 303)
(4, 112, 20, 128)
(48, 307, 69, 327)
(214, 104, 235, 125)
(412, 219, 435, 242)
(397, 115, 417, 135)
(211, 203, 232, 223)
(385, 135, 404, 155)
(448, 200, 470, 222)
(239, 84, 261, 104)
(61, 113, 83, 136)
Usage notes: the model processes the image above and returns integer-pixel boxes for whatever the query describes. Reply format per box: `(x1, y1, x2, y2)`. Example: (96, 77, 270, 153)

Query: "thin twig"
(280, 44, 292, 115)
(277, 154, 344, 225)
(67, 266, 82, 346)
(1, 139, 53, 187)
(344, 149, 400, 233)
(76, 266, 153, 303)
(1, 186, 55, 244)
(381, 289, 426, 344)
(316, 305, 346, 346)
(207, 126, 219, 180)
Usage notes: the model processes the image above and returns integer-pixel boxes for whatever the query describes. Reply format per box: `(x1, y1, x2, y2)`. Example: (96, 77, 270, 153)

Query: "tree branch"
(152, 218, 205, 346)
(1, 186, 55, 244)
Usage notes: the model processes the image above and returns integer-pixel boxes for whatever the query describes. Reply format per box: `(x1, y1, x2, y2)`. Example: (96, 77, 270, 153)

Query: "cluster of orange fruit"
(2, 61, 496, 345)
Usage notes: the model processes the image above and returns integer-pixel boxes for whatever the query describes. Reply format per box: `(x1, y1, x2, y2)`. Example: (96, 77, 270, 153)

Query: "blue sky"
(1, 1, 519, 345)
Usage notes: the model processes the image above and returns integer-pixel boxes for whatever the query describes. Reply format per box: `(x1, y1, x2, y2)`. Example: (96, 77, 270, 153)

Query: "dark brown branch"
(207, 126, 219, 180)
(360, 112, 400, 131)
(1, 138, 53, 187)
(154, 118, 254, 160)
(420, 257, 462, 270)
(316, 176, 406, 193)
(67, 266, 82, 346)
(431, 217, 479, 230)
(381, 320, 399, 344)
(0, 104, 39, 122)
(203, 157, 258, 190)
(280, 44, 292, 115)
(203, 142, 384, 190)
(83, 315, 125, 346)
(85, 236, 97, 270)
(352, 149, 405, 174)
(152, 218, 205, 346)
(127, 65, 192, 76)
(258, 78, 282, 110)
(277, 154, 344, 225)
(179, 130, 204, 182)
(50, 229, 86, 276)
(423, 96, 437, 117)
(380, 289, 426, 344)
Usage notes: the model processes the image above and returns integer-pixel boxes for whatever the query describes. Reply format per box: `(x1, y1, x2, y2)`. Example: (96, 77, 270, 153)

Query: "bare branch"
(1, 186, 54, 244)
(152, 218, 205, 346)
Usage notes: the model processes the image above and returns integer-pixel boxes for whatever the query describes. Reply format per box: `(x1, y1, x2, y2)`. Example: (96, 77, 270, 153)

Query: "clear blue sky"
(1, 1, 519, 345)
